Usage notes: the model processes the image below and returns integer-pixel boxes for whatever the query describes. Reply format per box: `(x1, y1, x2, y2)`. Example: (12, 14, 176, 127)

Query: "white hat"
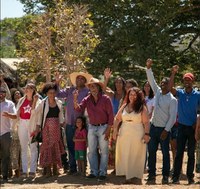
(70, 72, 93, 86)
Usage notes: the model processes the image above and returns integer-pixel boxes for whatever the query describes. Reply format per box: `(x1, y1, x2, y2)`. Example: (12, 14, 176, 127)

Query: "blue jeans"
(173, 124, 196, 179)
(148, 124, 170, 177)
(88, 124, 109, 176)
(66, 124, 76, 172)
(0, 132, 11, 177)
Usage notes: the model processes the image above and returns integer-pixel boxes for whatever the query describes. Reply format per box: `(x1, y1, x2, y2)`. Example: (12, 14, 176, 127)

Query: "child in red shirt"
(73, 116, 87, 176)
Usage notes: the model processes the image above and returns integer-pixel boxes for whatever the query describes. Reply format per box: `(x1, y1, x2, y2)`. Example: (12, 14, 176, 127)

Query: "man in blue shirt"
(170, 65, 200, 184)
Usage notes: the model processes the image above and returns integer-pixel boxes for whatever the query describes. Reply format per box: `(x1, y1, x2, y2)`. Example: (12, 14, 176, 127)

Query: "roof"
(0, 58, 26, 70)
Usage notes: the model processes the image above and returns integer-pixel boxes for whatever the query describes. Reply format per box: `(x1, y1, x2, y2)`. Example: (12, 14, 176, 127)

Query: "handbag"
(31, 100, 46, 143)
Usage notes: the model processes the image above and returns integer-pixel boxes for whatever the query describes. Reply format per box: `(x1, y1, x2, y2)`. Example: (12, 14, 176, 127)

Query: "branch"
(180, 32, 200, 54)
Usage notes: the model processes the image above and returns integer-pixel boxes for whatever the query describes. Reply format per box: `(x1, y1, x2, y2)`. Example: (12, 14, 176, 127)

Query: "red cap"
(183, 73, 194, 81)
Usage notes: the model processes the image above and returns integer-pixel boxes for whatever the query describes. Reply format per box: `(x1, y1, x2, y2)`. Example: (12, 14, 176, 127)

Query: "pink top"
(74, 128, 87, 150)
(20, 98, 32, 119)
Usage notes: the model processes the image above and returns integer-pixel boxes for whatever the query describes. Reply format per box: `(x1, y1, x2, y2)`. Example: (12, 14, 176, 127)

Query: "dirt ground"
(1, 151, 200, 189)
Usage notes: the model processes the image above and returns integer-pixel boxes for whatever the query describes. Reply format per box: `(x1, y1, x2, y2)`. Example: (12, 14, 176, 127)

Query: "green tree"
(17, 0, 200, 86)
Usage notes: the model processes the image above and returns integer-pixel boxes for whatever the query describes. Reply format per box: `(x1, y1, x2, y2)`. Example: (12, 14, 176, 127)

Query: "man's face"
(183, 78, 193, 89)
(160, 79, 169, 91)
(76, 76, 86, 87)
(89, 83, 99, 97)
(0, 91, 6, 102)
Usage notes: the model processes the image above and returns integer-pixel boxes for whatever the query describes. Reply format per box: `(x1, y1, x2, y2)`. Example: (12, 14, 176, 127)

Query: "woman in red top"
(16, 83, 41, 178)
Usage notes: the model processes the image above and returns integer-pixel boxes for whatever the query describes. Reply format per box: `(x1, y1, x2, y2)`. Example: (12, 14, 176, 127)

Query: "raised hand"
(146, 58, 153, 69)
(104, 68, 112, 80)
(54, 72, 63, 84)
(172, 65, 179, 74)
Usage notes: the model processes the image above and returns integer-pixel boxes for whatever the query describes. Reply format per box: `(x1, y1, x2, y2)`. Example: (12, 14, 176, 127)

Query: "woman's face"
(144, 82, 150, 94)
(115, 78, 124, 90)
(47, 89, 56, 99)
(125, 82, 133, 93)
(129, 90, 137, 103)
(24, 86, 34, 96)
(14, 91, 22, 101)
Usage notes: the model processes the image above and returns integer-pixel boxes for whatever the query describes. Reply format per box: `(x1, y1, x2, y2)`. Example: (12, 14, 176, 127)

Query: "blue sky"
(1, 0, 25, 19)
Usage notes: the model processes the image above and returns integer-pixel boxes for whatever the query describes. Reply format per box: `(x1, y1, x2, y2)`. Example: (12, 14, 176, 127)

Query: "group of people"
(0, 58, 200, 185)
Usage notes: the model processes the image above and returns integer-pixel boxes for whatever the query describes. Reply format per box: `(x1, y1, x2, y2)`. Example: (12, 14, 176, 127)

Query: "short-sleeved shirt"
(20, 98, 32, 119)
(145, 96, 155, 115)
(74, 128, 87, 150)
(0, 99, 16, 136)
(176, 88, 200, 126)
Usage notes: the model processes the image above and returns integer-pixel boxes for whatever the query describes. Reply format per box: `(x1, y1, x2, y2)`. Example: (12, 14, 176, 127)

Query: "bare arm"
(103, 68, 114, 97)
(169, 65, 179, 96)
(141, 106, 151, 143)
(113, 104, 126, 140)
(2, 112, 17, 119)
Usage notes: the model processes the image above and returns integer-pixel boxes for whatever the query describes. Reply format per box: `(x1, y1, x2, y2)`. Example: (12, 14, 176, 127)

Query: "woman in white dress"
(113, 87, 150, 184)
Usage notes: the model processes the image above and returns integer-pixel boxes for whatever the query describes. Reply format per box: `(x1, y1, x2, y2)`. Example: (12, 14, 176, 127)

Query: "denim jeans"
(88, 124, 109, 176)
(148, 124, 170, 177)
(0, 132, 11, 177)
(173, 124, 196, 179)
(66, 124, 77, 172)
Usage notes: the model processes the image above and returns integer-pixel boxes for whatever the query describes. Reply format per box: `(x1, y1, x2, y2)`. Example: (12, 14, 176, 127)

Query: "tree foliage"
(16, 0, 99, 83)
(9, 0, 200, 87)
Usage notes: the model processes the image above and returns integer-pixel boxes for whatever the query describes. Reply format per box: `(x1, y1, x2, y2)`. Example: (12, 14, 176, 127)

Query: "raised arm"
(169, 65, 178, 96)
(145, 58, 160, 94)
(103, 68, 114, 97)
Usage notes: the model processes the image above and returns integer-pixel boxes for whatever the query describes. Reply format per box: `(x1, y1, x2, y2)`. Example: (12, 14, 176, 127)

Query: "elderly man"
(170, 66, 200, 184)
(0, 87, 16, 182)
(56, 72, 92, 174)
(73, 78, 114, 181)
(145, 59, 177, 184)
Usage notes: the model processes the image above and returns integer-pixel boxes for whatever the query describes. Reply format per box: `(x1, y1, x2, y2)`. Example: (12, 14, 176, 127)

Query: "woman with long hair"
(16, 83, 41, 178)
(113, 87, 150, 184)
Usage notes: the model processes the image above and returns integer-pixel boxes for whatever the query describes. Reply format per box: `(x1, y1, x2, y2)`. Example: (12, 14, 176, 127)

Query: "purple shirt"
(74, 128, 87, 150)
(76, 93, 114, 126)
(57, 86, 89, 125)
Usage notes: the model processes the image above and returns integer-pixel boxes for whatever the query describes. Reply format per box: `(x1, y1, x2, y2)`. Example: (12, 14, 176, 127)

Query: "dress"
(40, 106, 65, 168)
(116, 109, 146, 179)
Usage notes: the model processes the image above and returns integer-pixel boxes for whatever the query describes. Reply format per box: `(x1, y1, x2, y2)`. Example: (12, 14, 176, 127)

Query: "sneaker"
(172, 177, 180, 184)
(98, 175, 106, 181)
(188, 178, 194, 185)
(29, 172, 36, 178)
(86, 174, 97, 179)
(162, 176, 169, 184)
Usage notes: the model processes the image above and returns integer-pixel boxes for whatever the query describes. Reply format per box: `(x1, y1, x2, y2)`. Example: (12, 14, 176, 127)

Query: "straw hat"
(86, 77, 104, 89)
(70, 72, 93, 86)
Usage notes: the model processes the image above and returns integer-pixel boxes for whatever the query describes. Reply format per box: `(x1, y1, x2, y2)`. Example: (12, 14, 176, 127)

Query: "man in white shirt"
(145, 59, 177, 184)
(0, 87, 16, 182)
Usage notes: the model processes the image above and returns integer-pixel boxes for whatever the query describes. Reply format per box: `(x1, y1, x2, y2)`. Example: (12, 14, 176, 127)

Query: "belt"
(91, 123, 107, 126)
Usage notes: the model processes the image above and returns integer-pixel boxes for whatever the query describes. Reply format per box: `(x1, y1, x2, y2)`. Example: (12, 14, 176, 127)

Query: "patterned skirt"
(40, 118, 65, 168)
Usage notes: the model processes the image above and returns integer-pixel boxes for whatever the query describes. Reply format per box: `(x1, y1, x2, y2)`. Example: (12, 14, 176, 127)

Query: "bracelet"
(145, 133, 150, 136)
